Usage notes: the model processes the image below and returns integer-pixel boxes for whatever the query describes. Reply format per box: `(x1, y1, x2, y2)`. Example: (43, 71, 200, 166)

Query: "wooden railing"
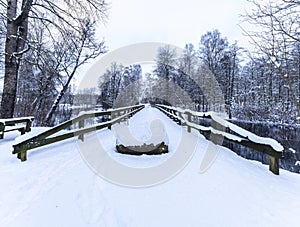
(155, 104, 283, 175)
(0, 117, 34, 139)
(12, 104, 144, 161)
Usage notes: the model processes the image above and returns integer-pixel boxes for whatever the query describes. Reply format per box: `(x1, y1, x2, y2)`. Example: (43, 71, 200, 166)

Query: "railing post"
(25, 119, 33, 132)
(115, 110, 121, 123)
(78, 120, 84, 141)
(186, 112, 191, 133)
(171, 109, 175, 122)
(17, 150, 27, 162)
(210, 118, 225, 145)
(108, 114, 112, 130)
(269, 156, 279, 175)
(174, 111, 180, 125)
(20, 128, 26, 135)
(0, 123, 4, 139)
(178, 112, 184, 125)
(129, 108, 132, 118)
(173, 110, 180, 124)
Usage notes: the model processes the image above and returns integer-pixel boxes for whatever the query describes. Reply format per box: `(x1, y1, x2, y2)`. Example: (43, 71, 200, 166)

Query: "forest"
(0, 1, 299, 171)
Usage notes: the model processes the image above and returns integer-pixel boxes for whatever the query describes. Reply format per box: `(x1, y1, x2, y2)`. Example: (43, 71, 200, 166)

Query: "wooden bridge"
(11, 104, 283, 175)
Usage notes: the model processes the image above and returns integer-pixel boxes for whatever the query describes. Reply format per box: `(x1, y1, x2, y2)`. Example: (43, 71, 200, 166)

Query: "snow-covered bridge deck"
(11, 104, 283, 174)
(1, 105, 300, 227)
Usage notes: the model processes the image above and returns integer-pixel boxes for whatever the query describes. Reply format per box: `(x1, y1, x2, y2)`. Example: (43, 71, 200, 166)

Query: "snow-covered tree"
(199, 30, 241, 117)
(98, 63, 142, 109)
(0, 0, 108, 119)
(242, 0, 300, 121)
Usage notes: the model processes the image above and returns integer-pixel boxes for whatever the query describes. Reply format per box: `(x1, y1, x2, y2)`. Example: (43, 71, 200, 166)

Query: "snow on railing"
(155, 104, 283, 175)
(12, 104, 145, 162)
(156, 104, 283, 152)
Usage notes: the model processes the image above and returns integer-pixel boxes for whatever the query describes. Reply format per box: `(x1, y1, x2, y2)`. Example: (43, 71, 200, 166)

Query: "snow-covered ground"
(1, 107, 300, 227)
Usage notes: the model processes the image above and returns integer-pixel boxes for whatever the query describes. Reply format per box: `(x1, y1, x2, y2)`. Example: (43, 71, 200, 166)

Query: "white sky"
(98, 0, 252, 51)
(1, 0, 254, 92)
(72, 0, 253, 85)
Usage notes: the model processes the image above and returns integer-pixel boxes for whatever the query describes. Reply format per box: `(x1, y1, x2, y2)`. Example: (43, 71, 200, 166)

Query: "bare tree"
(154, 45, 177, 103)
(0, 0, 108, 118)
(43, 20, 106, 126)
(242, 0, 300, 120)
(198, 30, 240, 118)
(199, 29, 229, 76)
(178, 43, 197, 76)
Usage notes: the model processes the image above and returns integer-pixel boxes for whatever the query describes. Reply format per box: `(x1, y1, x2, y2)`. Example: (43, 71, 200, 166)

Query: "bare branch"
(0, 0, 7, 8)
(15, 0, 33, 25)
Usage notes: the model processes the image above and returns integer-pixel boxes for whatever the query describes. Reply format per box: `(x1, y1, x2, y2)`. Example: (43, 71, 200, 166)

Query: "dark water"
(224, 120, 300, 174)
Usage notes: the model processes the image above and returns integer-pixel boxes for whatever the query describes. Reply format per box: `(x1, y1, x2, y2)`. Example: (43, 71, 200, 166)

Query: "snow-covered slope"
(1, 107, 300, 227)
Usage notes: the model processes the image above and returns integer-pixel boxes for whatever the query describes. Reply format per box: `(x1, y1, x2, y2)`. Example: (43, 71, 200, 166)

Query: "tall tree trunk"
(1, 51, 19, 118)
(0, 0, 32, 118)
(1, 0, 18, 118)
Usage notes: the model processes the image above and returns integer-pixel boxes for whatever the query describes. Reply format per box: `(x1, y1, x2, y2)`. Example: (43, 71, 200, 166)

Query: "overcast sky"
(1, 0, 254, 93)
(98, 0, 252, 51)
(73, 0, 253, 87)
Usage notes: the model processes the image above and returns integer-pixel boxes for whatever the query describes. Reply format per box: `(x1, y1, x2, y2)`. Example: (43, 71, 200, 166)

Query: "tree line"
(98, 24, 299, 124)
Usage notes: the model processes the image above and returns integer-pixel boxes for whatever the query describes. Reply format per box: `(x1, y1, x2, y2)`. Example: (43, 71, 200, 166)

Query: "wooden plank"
(238, 140, 282, 158)
(13, 122, 111, 155)
(1, 117, 34, 126)
(116, 142, 168, 155)
(4, 126, 25, 133)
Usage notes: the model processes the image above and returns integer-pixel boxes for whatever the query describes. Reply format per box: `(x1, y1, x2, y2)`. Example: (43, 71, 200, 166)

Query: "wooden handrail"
(12, 104, 145, 161)
(155, 104, 283, 175)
